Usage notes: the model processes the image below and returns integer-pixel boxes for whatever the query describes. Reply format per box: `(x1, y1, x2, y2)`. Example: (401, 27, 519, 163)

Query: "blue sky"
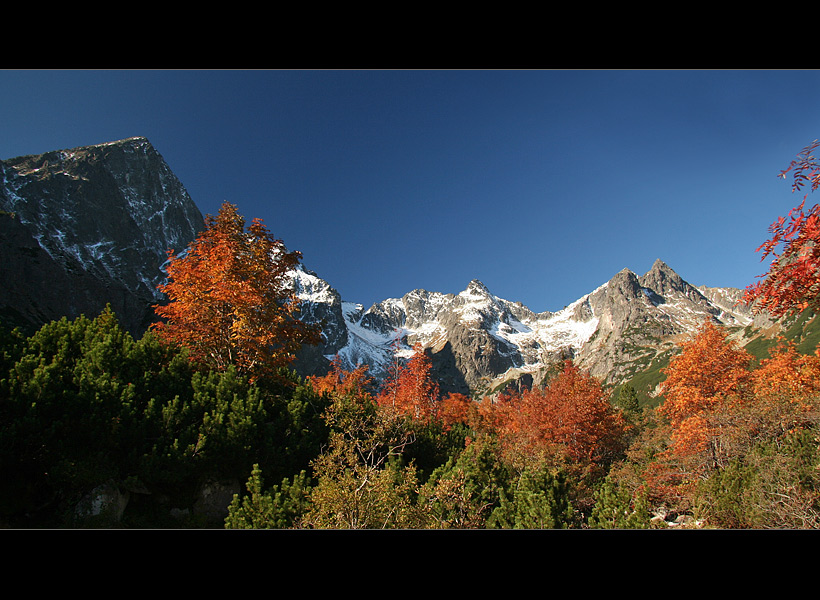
(2, 69, 820, 313)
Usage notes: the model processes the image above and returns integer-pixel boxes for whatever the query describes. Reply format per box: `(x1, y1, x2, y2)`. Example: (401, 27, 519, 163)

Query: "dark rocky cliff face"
(0, 137, 204, 336)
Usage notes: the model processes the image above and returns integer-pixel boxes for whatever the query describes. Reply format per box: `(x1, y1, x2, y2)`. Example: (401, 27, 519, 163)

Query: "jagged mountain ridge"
(290, 259, 757, 396)
(0, 136, 768, 398)
(0, 137, 204, 335)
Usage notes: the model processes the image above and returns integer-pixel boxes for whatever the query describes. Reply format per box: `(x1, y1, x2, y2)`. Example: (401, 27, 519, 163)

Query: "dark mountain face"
(0, 137, 204, 335)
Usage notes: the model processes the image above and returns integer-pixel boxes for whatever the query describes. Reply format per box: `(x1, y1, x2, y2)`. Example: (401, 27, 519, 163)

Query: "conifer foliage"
(152, 202, 319, 382)
(0, 307, 327, 527)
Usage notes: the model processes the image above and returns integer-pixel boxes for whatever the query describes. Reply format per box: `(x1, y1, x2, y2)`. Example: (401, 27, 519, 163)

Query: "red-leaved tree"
(745, 139, 820, 316)
(373, 344, 472, 430)
(485, 361, 627, 476)
(152, 201, 319, 382)
(436, 392, 473, 432)
(375, 344, 440, 421)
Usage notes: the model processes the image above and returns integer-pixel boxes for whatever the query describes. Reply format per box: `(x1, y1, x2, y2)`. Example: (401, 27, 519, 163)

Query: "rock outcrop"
(575, 259, 754, 384)
(0, 137, 204, 335)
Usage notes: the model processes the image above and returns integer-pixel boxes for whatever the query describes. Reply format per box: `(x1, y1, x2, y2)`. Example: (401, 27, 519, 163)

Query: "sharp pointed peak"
(647, 258, 675, 274)
(465, 279, 490, 293)
(639, 259, 696, 298)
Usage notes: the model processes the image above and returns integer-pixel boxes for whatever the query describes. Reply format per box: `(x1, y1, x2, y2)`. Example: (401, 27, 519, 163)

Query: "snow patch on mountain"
(291, 266, 339, 306)
(287, 259, 758, 391)
(334, 301, 407, 376)
(322, 278, 601, 380)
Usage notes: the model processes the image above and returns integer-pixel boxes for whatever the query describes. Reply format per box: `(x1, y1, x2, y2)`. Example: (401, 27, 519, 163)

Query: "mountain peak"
(464, 279, 491, 296)
(648, 258, 674, 273)
(46, 137, 153, 160)
(640, 259, 686, 293)
(99, 135, 150, 146)
(0, 137, 204, 335)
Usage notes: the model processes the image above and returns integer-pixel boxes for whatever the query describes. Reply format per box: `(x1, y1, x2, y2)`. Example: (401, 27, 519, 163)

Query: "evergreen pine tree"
(618, 383, 640, 416)
(225, 464, 312, 528)
(487, 466, 574, 529)
(588, 475, 650, 529)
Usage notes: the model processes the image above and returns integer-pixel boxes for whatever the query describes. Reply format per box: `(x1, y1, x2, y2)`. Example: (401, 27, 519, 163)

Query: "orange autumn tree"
(741, 341, 820, 443)
(752, 341, 820, 403)
(152, 201, 319, 382)
(436, 392, 473, 432)
(376, 344, 440, 421)
(374, 344, 471, 430)
(745, 139, 820, 316)
(309, 355, 374, 404)
(658, 320, 753, 463)
(488, 361, 627, 475)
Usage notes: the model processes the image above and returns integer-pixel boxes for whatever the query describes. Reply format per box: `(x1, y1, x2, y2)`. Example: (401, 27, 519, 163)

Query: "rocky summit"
(0, 137, 204, 335)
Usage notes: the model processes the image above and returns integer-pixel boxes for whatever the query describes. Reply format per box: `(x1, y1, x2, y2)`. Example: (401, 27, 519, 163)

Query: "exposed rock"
(290, 266, 348, 353)
(575, 259, 757, 385)
(289, 266, 350, 377)
(639, 259, 707, 304)
(0, 137, 204, 336)
(293, 257, 768, 397)
(359, 297, 407, 335)
(74, 483, 130, 526)
(0, 212, 144, 334)
(192, 479, 241, 524)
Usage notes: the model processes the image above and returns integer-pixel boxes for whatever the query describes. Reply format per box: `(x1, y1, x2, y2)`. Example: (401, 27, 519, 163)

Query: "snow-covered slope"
(0, 136, 763, 394)
(290, 272, 599, 390)
(290, 260, 757, 394)
(333, 280, 600, 382)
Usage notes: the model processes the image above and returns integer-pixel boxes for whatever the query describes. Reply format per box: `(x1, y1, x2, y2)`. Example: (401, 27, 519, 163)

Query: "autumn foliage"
(373, 345, 472, 430)
(752, 341, 819, 398)
(659, 321, 752, 429)
(745, 139, 820, 316)
(12, 139, 820, 528)
(653, 321, 750, 471)
(311, 346, 472, 432)
(375, 345, 440, 420)
(638, 317, 820, 514)
(309, 355, 374, 403)
(483, 361, 627, 476)
(658, 323, 820, 461)
(152, 201, 319, 382)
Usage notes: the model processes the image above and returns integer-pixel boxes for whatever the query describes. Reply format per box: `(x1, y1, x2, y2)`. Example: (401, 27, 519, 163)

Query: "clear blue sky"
(2, 69, 820, 313)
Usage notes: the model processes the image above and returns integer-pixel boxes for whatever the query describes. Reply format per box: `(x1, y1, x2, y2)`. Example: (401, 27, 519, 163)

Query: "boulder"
(74, 483, 130, 526)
